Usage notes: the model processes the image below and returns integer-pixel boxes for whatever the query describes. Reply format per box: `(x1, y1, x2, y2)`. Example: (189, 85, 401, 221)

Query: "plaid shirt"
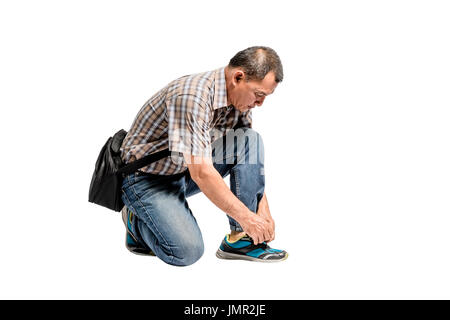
(121, 67, 252, 175)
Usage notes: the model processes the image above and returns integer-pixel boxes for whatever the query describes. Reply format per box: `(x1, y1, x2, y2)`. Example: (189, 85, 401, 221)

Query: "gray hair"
(228, 46, 283, 83)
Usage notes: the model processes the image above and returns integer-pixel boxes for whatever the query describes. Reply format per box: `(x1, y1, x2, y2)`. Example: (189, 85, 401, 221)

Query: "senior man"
(120, 46, 288, 266)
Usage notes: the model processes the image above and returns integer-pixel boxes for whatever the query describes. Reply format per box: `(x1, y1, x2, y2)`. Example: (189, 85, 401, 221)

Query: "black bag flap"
(111, 129, 127, 153)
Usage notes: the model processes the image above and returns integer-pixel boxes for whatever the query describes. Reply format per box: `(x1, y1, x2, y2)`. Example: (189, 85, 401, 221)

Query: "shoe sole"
(215, 249, 288, 263)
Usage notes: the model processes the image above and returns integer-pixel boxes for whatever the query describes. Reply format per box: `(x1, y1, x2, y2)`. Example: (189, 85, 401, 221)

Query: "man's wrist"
(257, 204, 271, 219)
(228, 204, 253, 224)
(260, 213, 273, 222)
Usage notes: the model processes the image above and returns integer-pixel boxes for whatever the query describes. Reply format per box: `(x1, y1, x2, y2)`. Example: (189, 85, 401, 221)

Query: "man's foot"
(121, 206, 155, 256)
(216, 234, 288, 262)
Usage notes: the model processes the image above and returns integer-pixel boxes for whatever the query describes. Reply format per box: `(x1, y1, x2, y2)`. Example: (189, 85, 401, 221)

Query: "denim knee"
(233, 128, 264, 165)
(170, 241, 204, 267)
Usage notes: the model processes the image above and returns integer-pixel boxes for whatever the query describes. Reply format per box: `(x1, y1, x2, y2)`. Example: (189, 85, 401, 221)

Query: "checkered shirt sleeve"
(166, 94, 212, 158)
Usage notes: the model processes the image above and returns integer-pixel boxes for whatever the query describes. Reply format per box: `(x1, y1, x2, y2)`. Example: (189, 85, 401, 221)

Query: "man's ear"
(235, 71, 244, 83)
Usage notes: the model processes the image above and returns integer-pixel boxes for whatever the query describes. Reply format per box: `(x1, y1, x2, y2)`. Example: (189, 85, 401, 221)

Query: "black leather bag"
(88, 129, 169, 212)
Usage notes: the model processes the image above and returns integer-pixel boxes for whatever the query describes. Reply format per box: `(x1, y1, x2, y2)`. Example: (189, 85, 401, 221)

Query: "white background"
(0, 0, 449, 299)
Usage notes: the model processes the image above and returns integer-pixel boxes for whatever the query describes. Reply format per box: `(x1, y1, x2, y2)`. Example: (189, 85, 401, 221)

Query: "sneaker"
(216, 234, 288, 262)
(121, 206, 155, 256)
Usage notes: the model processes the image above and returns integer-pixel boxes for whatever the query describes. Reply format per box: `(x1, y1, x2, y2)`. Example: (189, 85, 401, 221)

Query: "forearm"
(257, 192, 271, 219)
(257, 192, 275, 242)
(185, 153, 270, 244)
(193, 168, 251, 223)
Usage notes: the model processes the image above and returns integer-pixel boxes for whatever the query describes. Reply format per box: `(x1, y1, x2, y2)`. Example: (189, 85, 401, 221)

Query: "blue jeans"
(121, 128, 265, 266)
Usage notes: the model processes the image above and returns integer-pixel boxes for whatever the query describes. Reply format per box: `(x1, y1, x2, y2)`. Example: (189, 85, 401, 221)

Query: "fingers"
(241, 214, 274, 245)
(254, 226, 270, 245)
(268, 222, 275, 242)
(254, 227, 264, 245)
(255, 218, 272, 244)
(266, 230, 274, 243)
(264, 220, 275, 243)
(250, 228, 264, 245)
(263, 229, 271, 244)
(260, 221, 270, 244)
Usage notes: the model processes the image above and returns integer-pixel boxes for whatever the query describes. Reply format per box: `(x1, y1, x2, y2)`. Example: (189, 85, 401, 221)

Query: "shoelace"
(240, 236, 269, 250)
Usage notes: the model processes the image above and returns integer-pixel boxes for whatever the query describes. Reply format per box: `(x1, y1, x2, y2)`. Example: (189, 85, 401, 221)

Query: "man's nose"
(255, 97, 265, 106)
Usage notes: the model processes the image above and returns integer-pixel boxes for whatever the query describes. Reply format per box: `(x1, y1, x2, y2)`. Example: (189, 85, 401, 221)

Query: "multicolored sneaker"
(216, 234, 288, 262)
(121, 206, 155, 256)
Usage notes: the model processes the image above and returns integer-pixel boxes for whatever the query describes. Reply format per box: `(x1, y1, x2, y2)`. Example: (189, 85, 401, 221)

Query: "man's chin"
(232, 105, 251, 112)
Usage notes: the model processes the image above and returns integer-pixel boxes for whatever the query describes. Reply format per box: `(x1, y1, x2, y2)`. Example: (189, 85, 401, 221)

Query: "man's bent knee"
(169, 242, 204, 267)
(235, 128, 264, 165)
(217, 128, 263, 165)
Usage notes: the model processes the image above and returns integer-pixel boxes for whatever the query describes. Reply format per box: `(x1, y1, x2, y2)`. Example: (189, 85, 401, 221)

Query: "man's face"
(228, 70, 278, 112)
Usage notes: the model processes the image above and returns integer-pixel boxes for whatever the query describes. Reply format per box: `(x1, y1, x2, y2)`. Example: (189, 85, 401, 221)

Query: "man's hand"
(239, 213, 271, 245)
(263, 215, 275, 242)
(184, 153, 272, 245)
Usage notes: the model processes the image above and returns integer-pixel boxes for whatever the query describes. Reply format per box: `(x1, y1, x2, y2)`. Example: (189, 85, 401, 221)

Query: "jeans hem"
(229, 225, 244, 232)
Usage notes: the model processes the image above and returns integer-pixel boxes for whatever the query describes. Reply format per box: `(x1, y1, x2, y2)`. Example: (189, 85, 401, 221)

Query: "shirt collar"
(213, 66, 229, 110)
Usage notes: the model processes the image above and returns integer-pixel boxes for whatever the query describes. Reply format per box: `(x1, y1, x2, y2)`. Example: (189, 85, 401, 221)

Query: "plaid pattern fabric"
(121, 67, 252, 175)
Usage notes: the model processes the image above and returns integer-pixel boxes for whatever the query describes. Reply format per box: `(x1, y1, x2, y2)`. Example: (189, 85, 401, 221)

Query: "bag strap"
(117, 148, 171, 175)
